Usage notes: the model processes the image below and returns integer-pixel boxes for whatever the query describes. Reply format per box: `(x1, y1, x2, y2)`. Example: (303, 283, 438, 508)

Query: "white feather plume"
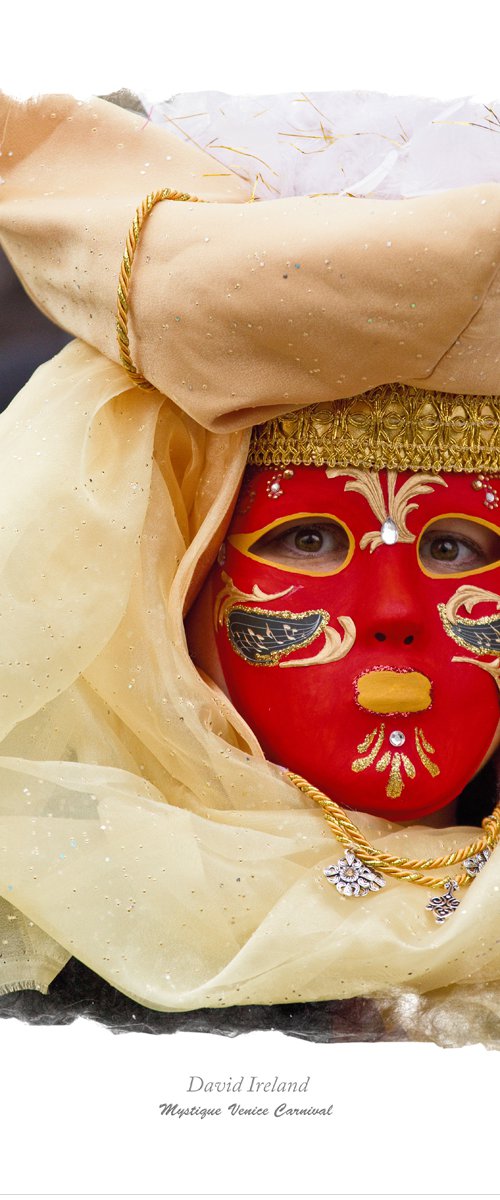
(140, 89, 500, 199)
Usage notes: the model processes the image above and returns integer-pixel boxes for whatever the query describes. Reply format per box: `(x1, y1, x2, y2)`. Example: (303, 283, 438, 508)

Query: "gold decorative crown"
(248, 384, 500, 474)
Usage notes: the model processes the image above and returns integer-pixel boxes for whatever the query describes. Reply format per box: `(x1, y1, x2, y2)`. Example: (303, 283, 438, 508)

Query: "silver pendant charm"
(426, 879, 460, 924)
(463, 847, 491, 877)
(324, 847, 385, 897)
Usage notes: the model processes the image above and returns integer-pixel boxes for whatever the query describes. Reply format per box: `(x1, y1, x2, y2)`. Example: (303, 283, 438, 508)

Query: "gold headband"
(248, 384, 500, 474)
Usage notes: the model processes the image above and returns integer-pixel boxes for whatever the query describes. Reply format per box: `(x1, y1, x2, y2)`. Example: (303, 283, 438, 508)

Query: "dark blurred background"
(0, 247, 71, 409)
(0, 92, 146, 410)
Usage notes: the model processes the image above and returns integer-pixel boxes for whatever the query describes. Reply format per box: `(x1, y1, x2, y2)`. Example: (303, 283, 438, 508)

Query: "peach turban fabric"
(1, 92, 500, 431)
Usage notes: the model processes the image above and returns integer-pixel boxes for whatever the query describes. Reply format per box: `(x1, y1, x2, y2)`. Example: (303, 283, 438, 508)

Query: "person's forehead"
(231, 465, 500, 532)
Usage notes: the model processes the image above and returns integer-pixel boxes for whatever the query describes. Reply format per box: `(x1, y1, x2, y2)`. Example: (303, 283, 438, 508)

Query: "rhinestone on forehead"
(266, 472, 283, 500)
(265, 468, 295, 501)
(471, 475, 499, 511)
(381, 518, 399, 545)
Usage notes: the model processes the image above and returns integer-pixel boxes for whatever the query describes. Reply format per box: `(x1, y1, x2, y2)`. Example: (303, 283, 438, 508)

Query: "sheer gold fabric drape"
(0, 341, 499, 1024)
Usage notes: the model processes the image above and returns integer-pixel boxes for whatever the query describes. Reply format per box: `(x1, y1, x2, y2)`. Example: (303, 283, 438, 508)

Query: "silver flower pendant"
(426, 879, 460, 924)
(463, 847, 491, 877)
(324, 848, 385, 897)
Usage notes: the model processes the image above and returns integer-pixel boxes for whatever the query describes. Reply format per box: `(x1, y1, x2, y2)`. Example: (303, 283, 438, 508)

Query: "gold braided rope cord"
(286, 769, 500, 890)
(116, 188, 204, 390)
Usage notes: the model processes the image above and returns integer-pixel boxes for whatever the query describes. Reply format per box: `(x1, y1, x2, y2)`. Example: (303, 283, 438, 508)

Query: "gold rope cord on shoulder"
(286, 769, 500, 889)
(116, 188, 204, 390)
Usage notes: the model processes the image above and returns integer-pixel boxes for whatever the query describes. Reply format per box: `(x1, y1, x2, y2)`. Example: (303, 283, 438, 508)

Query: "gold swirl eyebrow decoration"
(326, 468, 447, 551)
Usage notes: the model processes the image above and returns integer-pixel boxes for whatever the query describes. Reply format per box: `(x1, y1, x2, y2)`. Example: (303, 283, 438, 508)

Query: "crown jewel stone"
(381, 518, 399, 545)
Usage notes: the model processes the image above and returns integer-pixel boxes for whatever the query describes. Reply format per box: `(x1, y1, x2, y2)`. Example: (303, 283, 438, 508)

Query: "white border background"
(2, 2, 500, 1196)
(4, 0, 500, 101)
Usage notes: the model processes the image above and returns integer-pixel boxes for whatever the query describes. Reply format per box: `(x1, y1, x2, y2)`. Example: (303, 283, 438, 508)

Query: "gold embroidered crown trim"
(248, 384, 500, 474)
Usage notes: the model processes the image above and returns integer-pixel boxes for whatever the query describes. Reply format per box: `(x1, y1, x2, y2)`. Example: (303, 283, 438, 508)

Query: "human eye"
(419, 517, 500, 575)
(250, 517, 351, 573)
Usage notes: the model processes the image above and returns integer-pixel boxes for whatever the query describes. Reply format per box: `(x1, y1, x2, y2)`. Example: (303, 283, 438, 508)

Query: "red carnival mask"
(207, 465, 500, 820)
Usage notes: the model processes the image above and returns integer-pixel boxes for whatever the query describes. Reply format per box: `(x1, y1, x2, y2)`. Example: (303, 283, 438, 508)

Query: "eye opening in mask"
(417, 513, 500, 579)
(228, 512, 354, 576)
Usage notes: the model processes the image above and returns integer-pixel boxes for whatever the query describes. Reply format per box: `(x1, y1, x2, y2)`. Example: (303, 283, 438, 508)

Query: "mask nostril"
(403, 635, 414, 645)
(374, 632, 386, 642)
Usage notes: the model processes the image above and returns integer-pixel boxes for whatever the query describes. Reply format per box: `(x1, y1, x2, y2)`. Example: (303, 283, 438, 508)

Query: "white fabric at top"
(144, 91, 500, 198)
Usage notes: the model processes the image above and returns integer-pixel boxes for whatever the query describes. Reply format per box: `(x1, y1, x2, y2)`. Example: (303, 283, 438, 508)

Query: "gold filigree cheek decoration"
(438, 584, 500, 690)
(215, 573, 356, 668)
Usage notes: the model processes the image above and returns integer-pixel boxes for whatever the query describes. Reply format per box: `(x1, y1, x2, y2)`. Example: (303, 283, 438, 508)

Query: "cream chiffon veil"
(0, 90, 500, 1043)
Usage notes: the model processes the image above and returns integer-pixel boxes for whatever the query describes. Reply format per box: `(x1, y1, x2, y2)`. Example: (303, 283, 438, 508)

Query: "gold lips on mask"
(356, 670, 432, 714)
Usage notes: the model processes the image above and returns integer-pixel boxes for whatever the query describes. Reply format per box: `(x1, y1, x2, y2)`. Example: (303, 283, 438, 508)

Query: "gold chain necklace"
(286, 769, 500, 922)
